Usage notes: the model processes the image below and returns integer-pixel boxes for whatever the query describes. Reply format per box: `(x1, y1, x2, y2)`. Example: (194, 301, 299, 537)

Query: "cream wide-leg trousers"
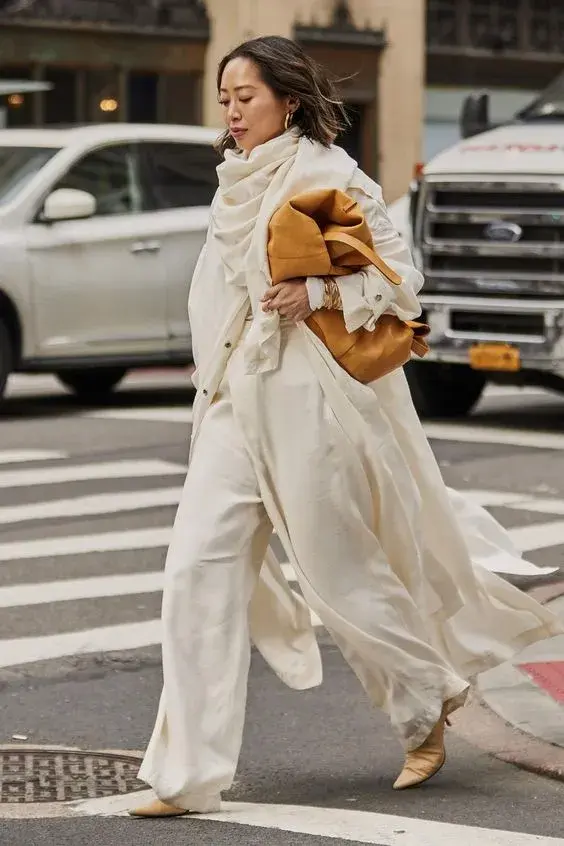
(138, 327, 470, 810)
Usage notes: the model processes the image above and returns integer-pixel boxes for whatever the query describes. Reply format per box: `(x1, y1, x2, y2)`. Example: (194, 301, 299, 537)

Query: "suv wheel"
(56, 367, 128, 399)
(405, 361, 486, 418)
(0, 318, 13, 403)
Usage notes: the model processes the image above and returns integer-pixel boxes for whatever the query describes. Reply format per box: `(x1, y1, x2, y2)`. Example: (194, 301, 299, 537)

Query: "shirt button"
(225, 341, 232, 348)
(374, 293, 383, 302)
(202, 389, 208, 396)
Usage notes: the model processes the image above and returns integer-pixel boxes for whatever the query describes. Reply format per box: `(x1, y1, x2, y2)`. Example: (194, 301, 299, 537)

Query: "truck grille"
(420, 181, 564, 297)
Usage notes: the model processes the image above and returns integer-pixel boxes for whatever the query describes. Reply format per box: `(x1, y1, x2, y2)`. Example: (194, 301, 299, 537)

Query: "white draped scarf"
(213, 128, 301, 290)
(210, 128, 357, 375)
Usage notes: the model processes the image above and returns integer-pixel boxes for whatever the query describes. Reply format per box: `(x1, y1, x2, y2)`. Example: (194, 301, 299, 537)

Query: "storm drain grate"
(0, 749, 145, 803)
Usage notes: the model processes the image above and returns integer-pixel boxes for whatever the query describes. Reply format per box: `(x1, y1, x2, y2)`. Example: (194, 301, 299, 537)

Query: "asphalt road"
(0, 372, 563, 845)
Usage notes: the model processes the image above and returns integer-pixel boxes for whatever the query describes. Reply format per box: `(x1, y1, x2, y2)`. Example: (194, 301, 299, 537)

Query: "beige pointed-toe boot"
(392, 702, 453, 791)
(128, 798, 189, 818)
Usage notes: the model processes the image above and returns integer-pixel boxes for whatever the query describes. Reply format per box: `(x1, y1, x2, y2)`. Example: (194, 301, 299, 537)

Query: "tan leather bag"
(267, 188, 429, 383)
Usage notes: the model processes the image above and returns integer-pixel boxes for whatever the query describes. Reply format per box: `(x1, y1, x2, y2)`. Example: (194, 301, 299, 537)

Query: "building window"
(44, 68, 78, 125)
(427, 0, 458, 48)
(530, 0, 564, 53)
(427, 0, 564, 54)
(468, 0, 519, 50)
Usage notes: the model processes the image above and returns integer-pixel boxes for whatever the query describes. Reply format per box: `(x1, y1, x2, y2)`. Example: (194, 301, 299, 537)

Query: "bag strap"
(324, 231, 402, 286)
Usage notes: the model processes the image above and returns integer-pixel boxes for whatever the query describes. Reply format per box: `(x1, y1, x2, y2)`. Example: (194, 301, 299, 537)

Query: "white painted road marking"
(0, 571, 164, 608)
(424, 422, 564, 451)
(82, 403, 564, 452)
(509, 519, 564, 553)
(0, 613, 323, 670)
(0, 450, 66, 464)
(0, 459, 185, 489)
(0, 486, 183, 525)
(0, 527, 173, 562)
(65, 795, 563, 844)
(88, 408, 194, 423)
(0, 514, 557, 568)
(0, 620, 162, 668)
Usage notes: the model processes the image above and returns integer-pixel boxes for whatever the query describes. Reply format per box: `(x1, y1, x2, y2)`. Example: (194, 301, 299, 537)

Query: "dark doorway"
(338, 102, 366, 164)
(45, 68, 77, 124)
(129, 73, 158, 123)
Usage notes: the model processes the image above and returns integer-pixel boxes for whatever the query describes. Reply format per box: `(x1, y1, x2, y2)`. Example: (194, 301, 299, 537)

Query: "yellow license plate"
(469, 343, 521, 372)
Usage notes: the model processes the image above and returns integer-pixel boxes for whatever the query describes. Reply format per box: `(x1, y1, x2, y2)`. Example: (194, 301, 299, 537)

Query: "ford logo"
(483, 221, 523, 242)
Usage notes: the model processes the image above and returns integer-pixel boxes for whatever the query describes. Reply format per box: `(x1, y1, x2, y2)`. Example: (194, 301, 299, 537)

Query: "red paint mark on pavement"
(519, 661, 564, 704)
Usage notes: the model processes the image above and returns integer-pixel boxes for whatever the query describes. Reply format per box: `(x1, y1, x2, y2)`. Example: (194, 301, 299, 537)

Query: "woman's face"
(219, 57, 293, 154)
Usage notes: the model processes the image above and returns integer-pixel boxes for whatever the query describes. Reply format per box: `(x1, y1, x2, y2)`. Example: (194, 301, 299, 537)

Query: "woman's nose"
(228, 102, 241, 121)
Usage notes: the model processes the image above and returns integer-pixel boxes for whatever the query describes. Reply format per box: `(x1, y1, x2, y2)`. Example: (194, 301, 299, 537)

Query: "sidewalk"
(455, 582, 564, 781)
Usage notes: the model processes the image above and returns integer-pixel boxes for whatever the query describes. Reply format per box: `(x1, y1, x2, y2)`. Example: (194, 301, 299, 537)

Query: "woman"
(131, 36, 562, 817)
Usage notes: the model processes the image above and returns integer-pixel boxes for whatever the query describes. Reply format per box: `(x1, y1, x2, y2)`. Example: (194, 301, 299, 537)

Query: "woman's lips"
(230, 128, 247, 139)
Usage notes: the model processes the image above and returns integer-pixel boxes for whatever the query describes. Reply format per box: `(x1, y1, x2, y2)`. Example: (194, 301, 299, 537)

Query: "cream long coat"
(187, 134, 561, 695)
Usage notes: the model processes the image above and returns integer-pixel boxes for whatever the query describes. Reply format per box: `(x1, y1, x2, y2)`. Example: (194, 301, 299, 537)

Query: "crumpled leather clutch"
(267, 188, 429, 383)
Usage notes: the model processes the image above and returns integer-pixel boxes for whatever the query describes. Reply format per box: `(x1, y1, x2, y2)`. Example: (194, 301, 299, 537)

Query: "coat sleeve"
(321, 170, 424, 333)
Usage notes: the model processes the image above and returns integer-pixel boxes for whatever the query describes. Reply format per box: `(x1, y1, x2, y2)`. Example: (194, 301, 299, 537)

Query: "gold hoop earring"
(284, 111, 292, 131)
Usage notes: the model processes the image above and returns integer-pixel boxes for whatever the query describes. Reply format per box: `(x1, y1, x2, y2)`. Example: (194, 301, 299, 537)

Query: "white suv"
(0, 123, 219, 401)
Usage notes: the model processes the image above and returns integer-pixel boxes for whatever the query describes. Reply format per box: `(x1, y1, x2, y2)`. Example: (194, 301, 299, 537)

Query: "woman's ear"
(287, 95, 300, 116)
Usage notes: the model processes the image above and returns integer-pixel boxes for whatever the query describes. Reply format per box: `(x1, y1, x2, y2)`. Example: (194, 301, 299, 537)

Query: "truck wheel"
(56, 367, 127, 399)
(0, 319, 13, 402)
(405, 361, 486, 418)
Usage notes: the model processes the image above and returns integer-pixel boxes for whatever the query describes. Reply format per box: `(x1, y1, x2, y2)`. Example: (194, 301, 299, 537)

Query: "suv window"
(0, 147, 58, 206)
(143, 142, 218, 210)
(55, 144, 142, 216)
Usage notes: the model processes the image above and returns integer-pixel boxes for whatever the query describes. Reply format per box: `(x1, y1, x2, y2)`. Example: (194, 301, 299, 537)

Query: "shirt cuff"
(337, 269, 396, 333)
(306, 277, 325, 310)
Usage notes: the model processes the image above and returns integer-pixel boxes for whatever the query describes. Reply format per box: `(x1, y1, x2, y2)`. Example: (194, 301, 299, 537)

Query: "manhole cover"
(0, 749, 145, 803)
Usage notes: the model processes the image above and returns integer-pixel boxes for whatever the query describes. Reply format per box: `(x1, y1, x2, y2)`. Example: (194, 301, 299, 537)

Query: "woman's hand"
(261, 278, 313, 322)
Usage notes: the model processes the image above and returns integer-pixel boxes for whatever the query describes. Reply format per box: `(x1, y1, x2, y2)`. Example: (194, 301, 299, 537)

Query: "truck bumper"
(419, 294, 564, 377)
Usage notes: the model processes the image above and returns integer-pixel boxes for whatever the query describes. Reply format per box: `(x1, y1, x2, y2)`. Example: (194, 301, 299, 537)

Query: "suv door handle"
(130, 241, 161, 254)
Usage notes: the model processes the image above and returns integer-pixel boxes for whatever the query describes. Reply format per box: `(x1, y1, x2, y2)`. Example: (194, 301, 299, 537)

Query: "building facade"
(424, 0, 564, 160)
(0, 0, 425, 203)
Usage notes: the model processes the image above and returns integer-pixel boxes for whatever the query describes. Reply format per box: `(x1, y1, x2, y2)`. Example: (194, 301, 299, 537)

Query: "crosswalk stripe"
(510, 497, 564, 516)
(0, 527, 172, 562)
(0, 568, 301, 609)
(0, 459, 185, 489)
(85, 405, 564, 452)
(0, 620, 163, 668)
(424, 422, 564, 451)
(88, 408, 194, 423)
(0, 450, 66, 464)
(465, 489, 564, 515)
(0, 610, 323, 670)
(0, 486, 183, 524)
(461, 490, 532, 507)
(0, 572, 164, 608)
(509, 519, 564, 553)
(0, 518, 559, 565)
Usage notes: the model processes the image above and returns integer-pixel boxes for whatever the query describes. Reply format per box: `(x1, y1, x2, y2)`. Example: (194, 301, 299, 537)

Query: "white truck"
(405, 71, 564, 417)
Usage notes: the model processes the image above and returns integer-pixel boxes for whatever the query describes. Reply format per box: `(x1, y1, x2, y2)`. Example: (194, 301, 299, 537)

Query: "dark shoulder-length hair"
(215, 35, 350, 156)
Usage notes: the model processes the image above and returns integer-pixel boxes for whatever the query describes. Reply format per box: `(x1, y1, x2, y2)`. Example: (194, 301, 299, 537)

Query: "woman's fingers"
(261, 281, 311, 319)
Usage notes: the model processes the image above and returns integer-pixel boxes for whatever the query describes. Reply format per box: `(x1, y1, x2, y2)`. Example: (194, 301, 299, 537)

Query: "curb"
(455, 580, 564, 781)
(451, 696, 564, 782)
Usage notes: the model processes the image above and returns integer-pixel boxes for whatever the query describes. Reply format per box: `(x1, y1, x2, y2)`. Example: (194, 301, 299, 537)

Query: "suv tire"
(0, 318, 13, 402)
(56, 367, 128, 399)
(405, 361, 486, 418)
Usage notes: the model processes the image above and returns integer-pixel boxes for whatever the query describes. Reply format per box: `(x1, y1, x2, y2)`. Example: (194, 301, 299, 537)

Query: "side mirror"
(460, 93, 491, 139)
(42, 188, 96, 222)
